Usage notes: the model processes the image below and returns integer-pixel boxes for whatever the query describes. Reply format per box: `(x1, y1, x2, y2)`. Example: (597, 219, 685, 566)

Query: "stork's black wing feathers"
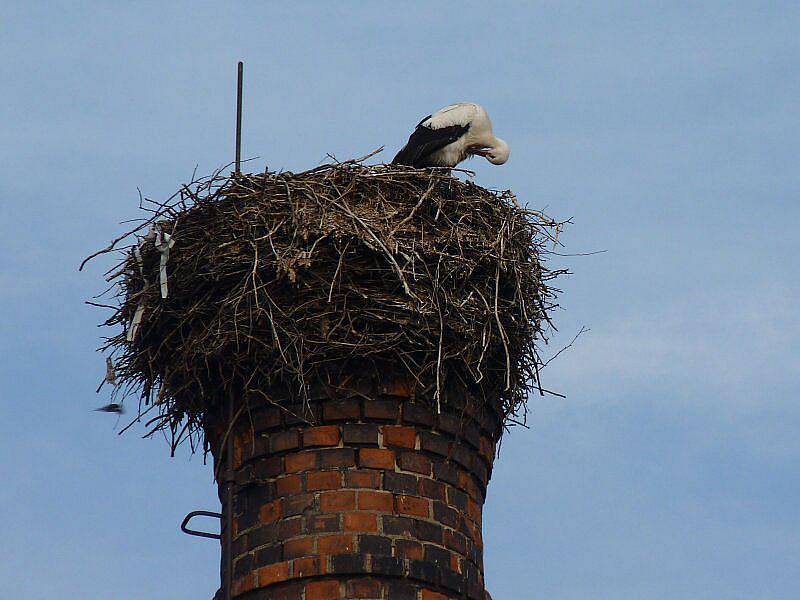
(392, 122, 470, 167)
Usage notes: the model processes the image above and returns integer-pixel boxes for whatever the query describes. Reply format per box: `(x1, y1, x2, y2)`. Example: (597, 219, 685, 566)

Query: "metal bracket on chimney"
(180, 510, 222, 540)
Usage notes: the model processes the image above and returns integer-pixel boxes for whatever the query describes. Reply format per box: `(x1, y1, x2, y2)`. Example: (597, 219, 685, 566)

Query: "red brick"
(396, 495, 430, 518)
(343, 512, 378, 532)
(306, 579, 342, 599)
(424, 543, 455, 570)
(317, 534, 354, 555)
(303, 425, 341, 447)
(421, 590, 448, 600)
(250, 434, 269, 458)
(257, 560, 290, 586)
(270, 581, 305, 599)
(382, 425, 416, 448)
(283, 493, 315, 518)
(260, 500, 282, 524)
(461, 423, 480, 449)
(446, 486, 467, 510)
(342, 424, 379, 445)
(252, 406, 282, 431)
(458, 470, 480, 500)
(380, 378, 411, 397)
(364, 399, 399, 421)
(433, 502, 459, 528)
(466, 497, 482, 524)
(402, 402, 434, 426)
(418, 478, 446, 501)
(258, 544, 283, 569)
(319, 490, 356, 512)
(345, 469, 381, 488)
(322, 399, 360, 421)
(387, 581, 419, 599)
(464, 519, 483, 549)
(254, 543, 282, 566)
(346, 578, 383, 598)
(359, 534, 392, 555)
(253, 455, 283, 478)
(306, 470, 342, 491)
(275, 474, 303, 496)
(231, 573, 255, 595)
(279, 517, 303, 539)
(233, 432, 248, 469)
(384, 471, 418, 494)
(398, 451, 431, 475)
(292, 556, 325, 578)
(285, 402, 322, 425)
(437, 413, 460, 436)
(395, 539, 424, 560)
(470, 455, 489, 486)
(248, 524, 277, 548)
(283, 536, 314, 559)
(443, 529, 467, 554)
(416, 519, 444, 543)
(479, 435, 495, 462)
(420, 431, 450, 456)
(306, 513, 340, 534)
(235, 464, 255, 487)
(319, 448, 356, 468)
(232, 517, 239, 538)
(458, 469, 472, 494)
(359, 448, 395, 470)
(357, 490, 393, 512)
(270, 429, 300, 453)
(450, 552, 461, 573)
(382, 515, 414, 536)
(285, 451, 318, 473)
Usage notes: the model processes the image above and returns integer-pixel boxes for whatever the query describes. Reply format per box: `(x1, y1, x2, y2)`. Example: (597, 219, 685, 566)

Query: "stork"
(392, 103, 510, 168)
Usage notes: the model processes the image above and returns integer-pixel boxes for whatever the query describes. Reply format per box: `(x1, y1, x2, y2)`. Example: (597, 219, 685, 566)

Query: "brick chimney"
(209, 380, 500, 600)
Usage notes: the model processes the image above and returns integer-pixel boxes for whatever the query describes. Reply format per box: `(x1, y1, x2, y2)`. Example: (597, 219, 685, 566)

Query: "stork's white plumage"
(392, 103, 510, 168)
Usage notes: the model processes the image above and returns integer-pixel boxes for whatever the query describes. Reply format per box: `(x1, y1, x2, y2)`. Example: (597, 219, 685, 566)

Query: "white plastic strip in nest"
(154, 228, 175, 299)
(127, 303, 146, 343)
(126, 227, 157, 342)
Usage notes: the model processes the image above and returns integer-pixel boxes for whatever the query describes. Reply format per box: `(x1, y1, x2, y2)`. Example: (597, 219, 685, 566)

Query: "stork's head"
(472, 137, 510, 165)
(485, 137, 510, 165)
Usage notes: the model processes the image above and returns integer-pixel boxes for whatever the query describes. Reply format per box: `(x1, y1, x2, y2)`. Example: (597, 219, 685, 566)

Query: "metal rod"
(235, 61, 243, 175)
(223, 60, 243, 600)
(224, 389, 235, 600)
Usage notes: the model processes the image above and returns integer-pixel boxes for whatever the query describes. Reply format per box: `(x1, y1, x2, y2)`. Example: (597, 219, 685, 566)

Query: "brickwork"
(210, 389, 501, 600)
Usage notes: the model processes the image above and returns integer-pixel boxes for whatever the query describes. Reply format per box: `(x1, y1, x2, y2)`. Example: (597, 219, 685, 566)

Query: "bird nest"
(86, 157, 566, 451)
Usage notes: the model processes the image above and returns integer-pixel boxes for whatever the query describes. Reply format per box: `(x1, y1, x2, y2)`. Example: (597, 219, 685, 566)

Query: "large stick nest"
(88, 158, 566, 450)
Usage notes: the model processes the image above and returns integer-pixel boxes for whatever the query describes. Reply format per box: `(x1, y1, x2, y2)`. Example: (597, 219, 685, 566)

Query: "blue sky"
(2, 2, 798, 598)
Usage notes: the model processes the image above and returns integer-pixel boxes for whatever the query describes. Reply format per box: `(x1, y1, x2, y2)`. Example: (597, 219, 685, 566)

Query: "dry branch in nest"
(87, 157, 567, 451)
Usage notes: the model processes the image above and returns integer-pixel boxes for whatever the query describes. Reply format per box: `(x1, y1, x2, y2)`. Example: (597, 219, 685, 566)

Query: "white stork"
(392, 102, 510, 168)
